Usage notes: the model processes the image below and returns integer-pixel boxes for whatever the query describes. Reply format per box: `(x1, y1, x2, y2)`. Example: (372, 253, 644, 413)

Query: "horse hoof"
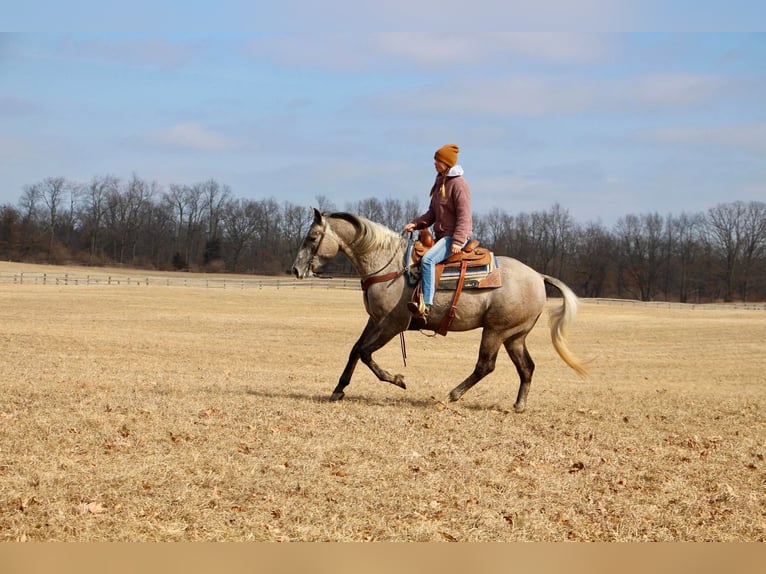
(513, 402, 526, 413)
(393, 375, 406, 390)
(329, 392, 345, 402)
(448, 390, 462, 402)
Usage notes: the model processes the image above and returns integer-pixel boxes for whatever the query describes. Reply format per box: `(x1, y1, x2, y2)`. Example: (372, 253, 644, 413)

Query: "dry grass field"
(0, 262, 764, 541)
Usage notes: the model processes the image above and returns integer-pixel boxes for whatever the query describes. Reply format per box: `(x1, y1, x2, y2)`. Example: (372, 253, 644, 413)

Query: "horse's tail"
(542, 274, 588, 376)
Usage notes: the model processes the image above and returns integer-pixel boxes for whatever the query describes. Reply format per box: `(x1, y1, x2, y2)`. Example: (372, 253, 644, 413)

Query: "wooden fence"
(1, 270, 764, 310)
(0, 271, 361, 291)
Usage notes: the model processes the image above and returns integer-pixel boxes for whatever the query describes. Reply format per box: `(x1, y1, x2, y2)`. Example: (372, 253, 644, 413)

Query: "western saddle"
(409, 229, 501, 335)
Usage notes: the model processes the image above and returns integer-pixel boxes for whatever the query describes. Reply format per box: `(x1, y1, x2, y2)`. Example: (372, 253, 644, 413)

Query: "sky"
(1, 26, 765, 225)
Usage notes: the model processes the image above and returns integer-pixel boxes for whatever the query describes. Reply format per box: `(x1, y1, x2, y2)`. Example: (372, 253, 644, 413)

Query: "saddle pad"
(437, 257, 501, 290)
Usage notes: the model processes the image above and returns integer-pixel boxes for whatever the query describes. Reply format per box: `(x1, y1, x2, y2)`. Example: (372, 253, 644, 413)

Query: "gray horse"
(291, 209, 587, 412)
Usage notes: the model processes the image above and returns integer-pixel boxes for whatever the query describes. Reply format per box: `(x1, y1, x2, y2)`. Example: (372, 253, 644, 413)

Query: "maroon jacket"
(411, 172, 473, 244)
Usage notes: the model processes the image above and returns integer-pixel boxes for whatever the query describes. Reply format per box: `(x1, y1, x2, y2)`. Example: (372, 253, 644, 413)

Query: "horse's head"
(291, 208, 341, 279)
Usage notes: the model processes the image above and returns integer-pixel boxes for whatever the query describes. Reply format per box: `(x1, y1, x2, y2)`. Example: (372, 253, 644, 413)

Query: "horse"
(291, 209, 587, 412)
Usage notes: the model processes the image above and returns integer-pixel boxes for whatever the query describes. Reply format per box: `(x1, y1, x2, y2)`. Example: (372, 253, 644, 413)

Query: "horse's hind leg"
(504, 336, 535, 413)
(448, 330, 503, 402)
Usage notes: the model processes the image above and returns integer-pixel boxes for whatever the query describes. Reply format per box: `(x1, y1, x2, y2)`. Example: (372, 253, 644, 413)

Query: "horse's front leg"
(330, 317, 406, 401)
(330, 320, 373, 401)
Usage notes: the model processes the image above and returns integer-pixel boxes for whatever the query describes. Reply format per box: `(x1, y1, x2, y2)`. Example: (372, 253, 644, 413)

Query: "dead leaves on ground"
(79, 502, 106, 515)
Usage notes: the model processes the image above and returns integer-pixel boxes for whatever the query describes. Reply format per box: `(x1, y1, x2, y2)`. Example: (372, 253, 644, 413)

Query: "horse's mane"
(328, 212, 402, 256)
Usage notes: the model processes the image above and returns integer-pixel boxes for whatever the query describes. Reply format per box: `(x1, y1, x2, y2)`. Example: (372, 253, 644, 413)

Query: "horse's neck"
(334, 224, 404, 278)
(356, 245, 404, 279)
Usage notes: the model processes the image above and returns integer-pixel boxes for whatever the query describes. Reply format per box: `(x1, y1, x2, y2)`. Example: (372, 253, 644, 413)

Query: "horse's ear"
(312, 207, 323, 224)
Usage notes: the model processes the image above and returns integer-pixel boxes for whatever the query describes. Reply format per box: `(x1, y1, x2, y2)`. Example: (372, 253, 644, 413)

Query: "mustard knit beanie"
(434, 143, 459, 168)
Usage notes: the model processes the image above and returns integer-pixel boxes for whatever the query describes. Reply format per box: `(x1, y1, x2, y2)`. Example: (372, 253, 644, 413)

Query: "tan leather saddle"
(410, 229, 502, 335)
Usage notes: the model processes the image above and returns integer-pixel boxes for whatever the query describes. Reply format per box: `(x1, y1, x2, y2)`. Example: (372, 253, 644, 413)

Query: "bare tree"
(33, 177, 68, 259)
(282, 203, 313, 252)
(315, 195, 336, 213)
(106, 174, 153, 264)
(706, 202, 746, 301)
(615, 212, 664, 301)
(535, 203, 574, 277)
(18, 184, 43, 254)
(506, 212, 536, 265)
(80, 175, 119, 261)
(482, 208, 512, 249)
(572, 221, 613, 298)
(404, 198, 421, 223)
(739, 201, 766, 300)
(221, 198, 260, 272)
(200, 179, 230, 241)
(379, 198, 400, 230)
(0, 204, 21, 256)
(354, 197, 385, 223)
(669, 212, 705, 302)
(163, 183, 204, 267)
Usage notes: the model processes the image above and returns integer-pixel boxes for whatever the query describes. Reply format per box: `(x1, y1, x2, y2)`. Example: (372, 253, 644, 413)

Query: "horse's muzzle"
(292, 264, 313, 279)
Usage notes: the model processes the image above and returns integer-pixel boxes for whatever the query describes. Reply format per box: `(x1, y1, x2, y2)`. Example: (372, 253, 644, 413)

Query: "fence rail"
(0, 271, 361, 291)
(587, 297, 766, 311)
(1, 270, 764, 310)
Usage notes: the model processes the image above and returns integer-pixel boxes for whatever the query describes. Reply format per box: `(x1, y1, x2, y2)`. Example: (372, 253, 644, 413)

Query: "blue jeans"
(421, 236, 466, 305)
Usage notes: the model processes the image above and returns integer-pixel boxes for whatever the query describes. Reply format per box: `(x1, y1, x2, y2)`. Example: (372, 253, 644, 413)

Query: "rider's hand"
(403, 222, 416, 233)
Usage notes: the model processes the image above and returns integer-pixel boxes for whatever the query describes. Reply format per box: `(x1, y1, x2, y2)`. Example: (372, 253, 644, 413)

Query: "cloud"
(245, 33, 613, 72)
(637, 123, 766, 154)
(256, 1, 643, 32)
(626, 74, 725, 107)
(55, 36, 208, 70)
(149, 123, 236, 152)
(0, 136, 35, 161)
(374, 33, 612, 67)
(0, 95, 44, 117)
(370, 72, 732, 118)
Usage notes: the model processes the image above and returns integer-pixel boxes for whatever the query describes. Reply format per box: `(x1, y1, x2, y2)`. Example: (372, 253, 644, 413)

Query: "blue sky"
(1, 28, 764, 224)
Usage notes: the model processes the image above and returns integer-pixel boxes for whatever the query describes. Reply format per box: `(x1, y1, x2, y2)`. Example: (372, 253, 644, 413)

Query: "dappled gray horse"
(291, 209, 587, 412)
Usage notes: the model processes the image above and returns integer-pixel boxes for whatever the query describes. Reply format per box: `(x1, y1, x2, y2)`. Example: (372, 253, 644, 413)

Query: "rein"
(360, 270, 402, 291)
(359, 236, 409, 292)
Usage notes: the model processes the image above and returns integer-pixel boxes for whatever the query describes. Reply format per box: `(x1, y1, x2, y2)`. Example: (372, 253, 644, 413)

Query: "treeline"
(1, 174, 765, 303)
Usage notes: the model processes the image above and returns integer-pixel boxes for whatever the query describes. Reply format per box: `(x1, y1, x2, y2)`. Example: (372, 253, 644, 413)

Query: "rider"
(403, 143, 473, 319)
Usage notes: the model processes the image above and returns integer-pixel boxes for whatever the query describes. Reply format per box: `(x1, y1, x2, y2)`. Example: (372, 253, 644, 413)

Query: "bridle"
(306, 219, 328, 275)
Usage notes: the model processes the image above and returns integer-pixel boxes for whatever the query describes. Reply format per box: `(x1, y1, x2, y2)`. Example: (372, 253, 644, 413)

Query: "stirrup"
(407, 297, 427, 319)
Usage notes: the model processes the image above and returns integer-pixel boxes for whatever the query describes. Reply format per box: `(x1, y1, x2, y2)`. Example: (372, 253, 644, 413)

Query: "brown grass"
(0, 262, 764, 541)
